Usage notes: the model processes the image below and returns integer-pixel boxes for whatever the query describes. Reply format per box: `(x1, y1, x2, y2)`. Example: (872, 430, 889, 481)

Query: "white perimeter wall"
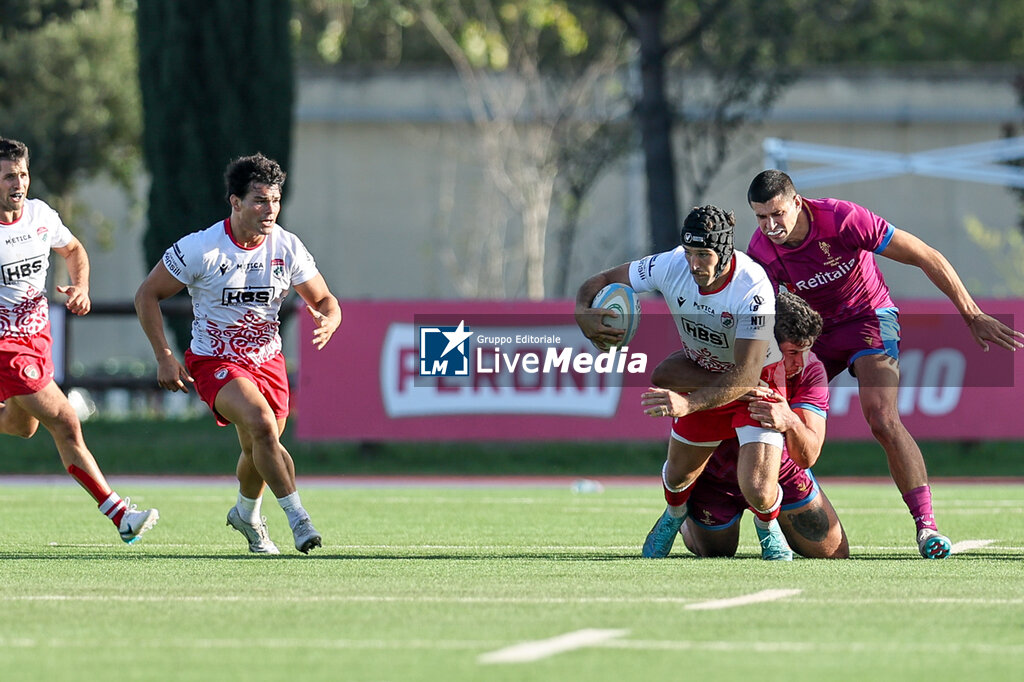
(67, 67, 1023, 370)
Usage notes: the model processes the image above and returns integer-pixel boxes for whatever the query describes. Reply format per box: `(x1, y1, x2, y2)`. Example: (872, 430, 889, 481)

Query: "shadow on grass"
(1, 550, 1019, 561)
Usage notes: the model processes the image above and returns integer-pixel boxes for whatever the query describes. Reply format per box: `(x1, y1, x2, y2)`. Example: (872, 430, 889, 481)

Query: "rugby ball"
(592, 283, 641, 346)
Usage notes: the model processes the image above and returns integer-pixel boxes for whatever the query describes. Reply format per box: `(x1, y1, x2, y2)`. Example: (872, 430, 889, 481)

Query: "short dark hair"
(774, 290, 822, 345)
(0, 137, 30, 166)
(224, 152, 286, 203)
(748, 169, 796, 205)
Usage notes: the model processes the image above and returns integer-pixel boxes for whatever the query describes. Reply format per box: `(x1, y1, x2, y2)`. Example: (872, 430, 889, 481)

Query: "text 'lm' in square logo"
(419, 320, 472, 376)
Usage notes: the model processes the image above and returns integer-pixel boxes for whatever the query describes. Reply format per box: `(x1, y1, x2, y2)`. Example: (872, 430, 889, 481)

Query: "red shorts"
(0, 327, 55, 401)
(671, 401, 762, 444)
(671, 362, 787, 445)
(185, 351, 290, 427)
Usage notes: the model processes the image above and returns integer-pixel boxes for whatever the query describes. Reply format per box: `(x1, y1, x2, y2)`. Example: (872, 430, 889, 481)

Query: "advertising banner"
(295, 299, 1021, 442)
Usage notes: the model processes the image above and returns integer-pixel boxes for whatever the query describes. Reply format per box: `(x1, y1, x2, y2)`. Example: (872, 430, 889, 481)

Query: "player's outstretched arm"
(574, 264, 630, 350)
(880, 228, 1023, 351)
(134, 261, 193, 392)
(53, 237, 91, 316)
(295, 275, 341, 351)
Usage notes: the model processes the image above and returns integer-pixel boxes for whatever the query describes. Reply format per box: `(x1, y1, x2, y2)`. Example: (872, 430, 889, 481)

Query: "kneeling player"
(654, 291, 848, 559)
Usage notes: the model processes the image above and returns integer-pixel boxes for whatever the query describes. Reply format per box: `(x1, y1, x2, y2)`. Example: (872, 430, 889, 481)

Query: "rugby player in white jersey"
(576, 205, 792, 560)
(0, 137, 158, 544)
(135, 153, 341, 555)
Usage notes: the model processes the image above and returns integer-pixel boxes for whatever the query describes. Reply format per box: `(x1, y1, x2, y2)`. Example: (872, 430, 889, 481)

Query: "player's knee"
(862, 405, 903, 440)
(241, 411, 280, 443)
(741, 480, 777, 512)
(694, 544, 737, 558)
(46, 409, 83, 444)
(3, 421, 38, 439)
(683, 525, 737, 558)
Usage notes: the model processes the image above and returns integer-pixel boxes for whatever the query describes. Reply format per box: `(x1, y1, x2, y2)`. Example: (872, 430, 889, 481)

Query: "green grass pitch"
(0, 479, 1022, 681)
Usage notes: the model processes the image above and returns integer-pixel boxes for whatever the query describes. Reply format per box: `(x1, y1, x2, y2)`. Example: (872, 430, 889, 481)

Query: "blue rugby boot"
(917, 528, 952, 559)
(755, 519, 793, 561)
(642, 508, 685, 558)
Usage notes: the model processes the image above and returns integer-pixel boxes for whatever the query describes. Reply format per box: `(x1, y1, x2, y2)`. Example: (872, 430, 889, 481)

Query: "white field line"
(835, 509, 1024, 515)
(5, 594, 1023, 607)
(0, 594, 784, 605)
(797, 597, 1024, 606)
(684, 589, 802, 611)
(951, 539, 996, 553)
(2, 634, 1021, 658)
(17, 541, 1024, 554)
(478, 629, 629, 664)
(601, 639, 1024, 656)
(849, 540, 1021, 552)
(0, 636, 493, 651)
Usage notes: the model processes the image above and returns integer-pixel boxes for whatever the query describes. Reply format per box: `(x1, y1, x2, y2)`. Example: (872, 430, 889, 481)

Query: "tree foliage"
(410, 0, 631, 298)
(290, 0, 1024, 68)
(0, 0, 141, 206)
(137, 0, 295, 348)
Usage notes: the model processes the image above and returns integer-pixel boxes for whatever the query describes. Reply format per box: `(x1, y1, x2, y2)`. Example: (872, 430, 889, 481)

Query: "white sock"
(666, 504, 687, 519)
(236, 493, 261, 524)
(277, 491, 309, 529)
(752, 484, 783, 530)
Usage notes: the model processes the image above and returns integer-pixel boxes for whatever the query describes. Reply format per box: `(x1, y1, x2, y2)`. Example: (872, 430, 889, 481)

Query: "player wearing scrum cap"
(576, 205, 793, 560)
(654, 291, 849, 559)
(746, 169, 1024, 559)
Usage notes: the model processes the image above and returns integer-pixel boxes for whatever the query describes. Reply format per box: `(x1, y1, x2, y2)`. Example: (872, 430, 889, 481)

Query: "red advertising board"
(294, 298, 1022, 442)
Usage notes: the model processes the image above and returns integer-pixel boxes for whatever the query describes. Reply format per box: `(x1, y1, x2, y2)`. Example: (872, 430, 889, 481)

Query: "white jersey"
(629, 248, 780, 372)
(163, 219, 319, 368)
(0, 199, 74, 339)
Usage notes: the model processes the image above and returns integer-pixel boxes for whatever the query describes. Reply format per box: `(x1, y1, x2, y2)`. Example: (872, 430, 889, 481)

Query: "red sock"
(662, 461, 692, 507)
(663, 483, 691, 508)
(67, 465, 124, 526)
(98, 492, 128, 526)
(902, 485, 937, 531)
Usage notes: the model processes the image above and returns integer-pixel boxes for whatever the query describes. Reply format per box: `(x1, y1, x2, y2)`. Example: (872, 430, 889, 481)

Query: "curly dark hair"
(224, 152, 286, 203)
(774, 290, 822, 345)
(0, 137, 29, 166)
(747, 169, 797, 205)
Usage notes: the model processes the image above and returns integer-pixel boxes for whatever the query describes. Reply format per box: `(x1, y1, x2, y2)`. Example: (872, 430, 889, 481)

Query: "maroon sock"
(902, 485, 937, 531)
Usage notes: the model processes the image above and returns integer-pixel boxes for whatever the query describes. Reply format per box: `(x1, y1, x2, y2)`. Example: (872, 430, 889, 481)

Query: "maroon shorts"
(185, 351, 290, 427)
(687, 455, 820, 530)
(0, 327, 55, 401)
(814, 307, 901, 381)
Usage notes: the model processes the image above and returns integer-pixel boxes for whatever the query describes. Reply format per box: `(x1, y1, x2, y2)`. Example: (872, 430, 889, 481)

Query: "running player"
(576, 205, 793, 561)
(135, 153, 341, 555)
(0, 137, 158, 544)
(745, 169, 1023, 559)
(654, 291, 848, 559)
